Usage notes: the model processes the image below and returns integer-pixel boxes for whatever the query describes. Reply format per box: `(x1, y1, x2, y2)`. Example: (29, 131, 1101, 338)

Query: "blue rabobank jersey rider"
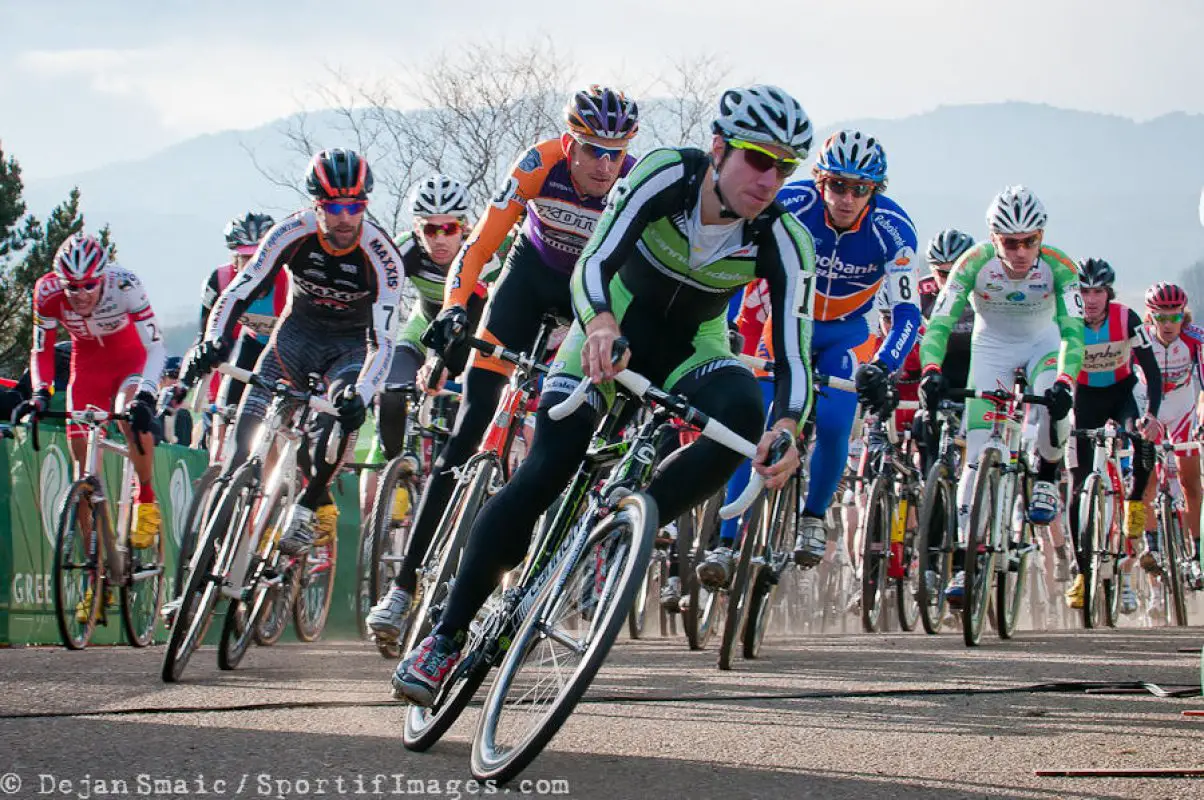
(778, 130, 921, 568)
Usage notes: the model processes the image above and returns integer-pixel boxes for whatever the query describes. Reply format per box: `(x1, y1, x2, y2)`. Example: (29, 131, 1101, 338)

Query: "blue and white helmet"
(814, 129, 888, 184)
(986, 185, 1047, 234)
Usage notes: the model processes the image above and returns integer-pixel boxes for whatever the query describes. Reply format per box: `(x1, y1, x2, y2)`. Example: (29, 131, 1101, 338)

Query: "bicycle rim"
(719, 495, 766, 670)
(121, 512, 166, 648)
(471, 493, 655, 783)
(997, 473, 1032, 639)
(861, 478, 890, 633)
(174, 466, 222, 603)
(161, 465, 256, 682)
(53, 480, 104, 650)
(1077, 475, 1105, 629)
(963, 449, 1000, 646)
(1163, 499, 1189, 626)
(745, 480, 797, 658)
(404, 456, 499, 655)
(360, 457, 415, 639)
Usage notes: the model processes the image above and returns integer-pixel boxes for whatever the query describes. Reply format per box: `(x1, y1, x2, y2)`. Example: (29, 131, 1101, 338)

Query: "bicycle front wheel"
(358, 456, 416, 640)
(963, 448, 1001, 647)
(1077, 473, 1106, 629)
(744, 478, 797, 659)
(996, 470, 1034, 639)
(719, 495, 767, 671)
(471, 492, 656, 783)
(216, 471, 270, 670)
(1160, 496, 1190, 627)
(53, 479, 107, 650)
(861, 476, 891, 633)
(161, 464, 256, 682)
(173, 465, 223, 604)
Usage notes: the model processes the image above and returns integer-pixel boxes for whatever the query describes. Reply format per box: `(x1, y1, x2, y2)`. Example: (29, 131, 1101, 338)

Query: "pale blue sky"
(4, 0, 1204, 179)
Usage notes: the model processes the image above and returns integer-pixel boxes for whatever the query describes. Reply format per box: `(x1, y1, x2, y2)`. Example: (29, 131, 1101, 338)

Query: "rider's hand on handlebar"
(421, 306, 469, 356)
(582, 313, 630, 384)
(127, 390, 157, 435)
(12, 387, 52, 425)
(416, 358, 449, 396)
(1044, 377, 1074, 421)
(1136, 412, 1162, 442)
(753, 422, 800, 490)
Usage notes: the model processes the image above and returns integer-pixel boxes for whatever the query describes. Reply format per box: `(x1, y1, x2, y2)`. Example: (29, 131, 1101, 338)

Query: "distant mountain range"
(24, 101, 1204, 344)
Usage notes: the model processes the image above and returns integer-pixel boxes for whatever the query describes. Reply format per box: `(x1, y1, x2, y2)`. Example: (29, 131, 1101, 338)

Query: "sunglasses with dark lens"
(64, 279, 101, 293)
(571, 135, 627, 162)
(422, 221, 464, 238)
(319, 199, 368, 216)
(825, 178, 875, 198)
(727, 139, 800, 178)
(1152, 312, 1185, 323)
(998, 234, 1041, 250)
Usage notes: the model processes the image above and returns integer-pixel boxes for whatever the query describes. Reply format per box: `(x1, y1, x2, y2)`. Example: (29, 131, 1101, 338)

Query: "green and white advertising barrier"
(0, 429, 366, 646)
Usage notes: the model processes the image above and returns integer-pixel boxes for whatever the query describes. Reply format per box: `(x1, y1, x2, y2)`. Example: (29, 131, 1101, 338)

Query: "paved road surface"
(2, 628, 1203, 800)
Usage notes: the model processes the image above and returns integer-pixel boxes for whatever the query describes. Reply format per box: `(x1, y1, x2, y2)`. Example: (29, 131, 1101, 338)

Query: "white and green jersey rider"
(920, 240, 1084, 521)
(566, 147, 818, 428)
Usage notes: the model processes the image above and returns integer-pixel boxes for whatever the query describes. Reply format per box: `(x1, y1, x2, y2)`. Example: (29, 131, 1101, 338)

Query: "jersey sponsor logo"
(518, 147, 542, 173)
(873, 213, 907, 249)
(339, 262, 358, 274)
(1081, 341, 1129, 373)
(368, 238, 400, 289)
(1006, 291, 1026, 302)
(292, 275, 369, 304)
(886, 247, 914, 274)
(532, 199, 601, 236)
(984, 281, 1005, 292)
(816, 252, 878, 278)
(492, 177, 520, 208)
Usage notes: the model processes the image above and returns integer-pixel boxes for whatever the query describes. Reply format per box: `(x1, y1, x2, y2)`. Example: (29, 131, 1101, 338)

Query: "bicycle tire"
(293, 542, 337, 641)
(470, 493, 656, 783)
(215, 469, 270, 669)
(861, 476, 891, 633)
(963, 448, 1001, 647)
(120, 501, 166, 648)
(916, 459, 954, 635)
(719, 495, 767, 670)
(403, 455, 500, 656)
(161, 464, 256, 683)
(744, 479, 797, 659)
(53, 479, 106, 650)
(996, 470, 1033, 639)
(359, 455, 417, 640)
(681, 491, 724, 650)
(173, 465, 222, 603)
(627, 555, 658, 640)
(1161, 497, 1190, 626)
(895, 486, 922, 633)
(1077, 473, 1106, 629)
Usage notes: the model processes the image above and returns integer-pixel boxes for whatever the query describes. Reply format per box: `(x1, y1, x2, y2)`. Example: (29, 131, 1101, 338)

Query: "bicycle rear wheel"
(121, 506, 166, 647)
(861, 477, 891, 633)
(895, 488, 922, 633)
(293, 537, 337, 642)
(471, 493, 656, 783)
(963, 448, 1001, 647)
(53, 479, 106, 650)
(719, 495, 767, 670)
(680, 491, 724, 650)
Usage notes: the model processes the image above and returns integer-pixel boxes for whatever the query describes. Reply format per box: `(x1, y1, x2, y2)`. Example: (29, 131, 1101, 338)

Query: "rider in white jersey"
(919, 186, 1085, 605)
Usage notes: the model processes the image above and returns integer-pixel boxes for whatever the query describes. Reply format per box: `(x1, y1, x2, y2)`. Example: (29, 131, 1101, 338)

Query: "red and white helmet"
(1146, 281, 1188, 311)
(53, 233, 108, 283)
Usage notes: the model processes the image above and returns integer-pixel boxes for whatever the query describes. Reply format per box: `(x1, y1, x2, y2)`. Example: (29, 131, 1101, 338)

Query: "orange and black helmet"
(306, 148, 373, 200)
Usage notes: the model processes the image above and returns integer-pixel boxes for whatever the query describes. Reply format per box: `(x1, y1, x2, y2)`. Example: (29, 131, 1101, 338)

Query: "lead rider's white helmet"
(410, 174, 471, 218)
(711, 84, 813, 160)
(986, 185, 1048, 234)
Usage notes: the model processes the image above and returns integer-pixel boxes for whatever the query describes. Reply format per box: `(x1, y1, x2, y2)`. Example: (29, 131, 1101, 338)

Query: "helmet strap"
(710, 146, 742, 220)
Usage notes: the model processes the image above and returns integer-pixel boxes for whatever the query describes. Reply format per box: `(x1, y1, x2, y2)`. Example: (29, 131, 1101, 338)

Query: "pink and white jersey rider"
(32, 266, 166, 396)
(1141, 322, 1204, 442)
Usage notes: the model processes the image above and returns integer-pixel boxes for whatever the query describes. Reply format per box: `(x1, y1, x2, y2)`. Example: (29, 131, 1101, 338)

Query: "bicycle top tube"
(217, 362, 338, 416)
